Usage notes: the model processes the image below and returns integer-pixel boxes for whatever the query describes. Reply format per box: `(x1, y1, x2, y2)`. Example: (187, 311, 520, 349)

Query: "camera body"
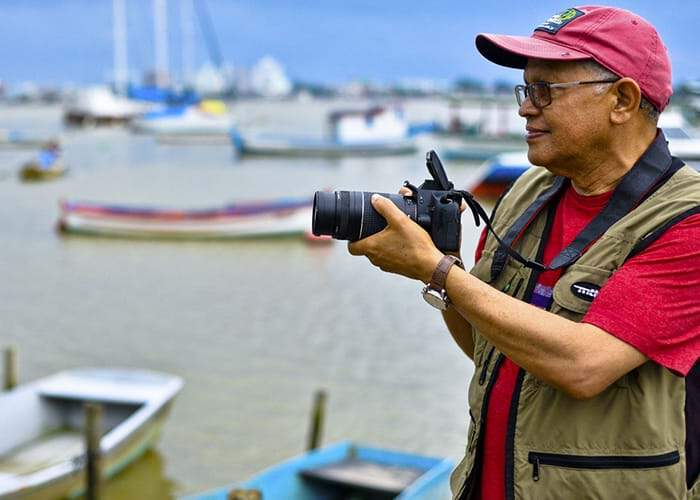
(312, 151, 463, 252)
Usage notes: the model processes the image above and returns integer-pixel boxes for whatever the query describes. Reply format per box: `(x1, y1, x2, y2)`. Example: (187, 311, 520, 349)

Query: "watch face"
(422, 287, 448, 310)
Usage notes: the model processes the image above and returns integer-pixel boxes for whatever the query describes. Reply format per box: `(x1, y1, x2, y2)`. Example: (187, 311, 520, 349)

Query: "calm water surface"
(0, 100, 495, 498)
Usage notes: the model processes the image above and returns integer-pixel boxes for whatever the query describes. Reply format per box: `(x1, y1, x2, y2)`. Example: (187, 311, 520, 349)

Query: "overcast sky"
(1, 0, 698, 87)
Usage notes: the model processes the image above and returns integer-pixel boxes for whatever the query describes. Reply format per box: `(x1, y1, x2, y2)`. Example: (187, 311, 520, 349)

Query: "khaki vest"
(450, 164, 700, 500)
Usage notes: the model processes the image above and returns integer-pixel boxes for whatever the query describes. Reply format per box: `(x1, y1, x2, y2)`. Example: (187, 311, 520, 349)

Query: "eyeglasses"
(514, 79, 619, 108)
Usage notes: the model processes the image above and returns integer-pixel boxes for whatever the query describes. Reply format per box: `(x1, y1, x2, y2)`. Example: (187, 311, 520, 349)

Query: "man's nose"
(518, 97, 540, 118)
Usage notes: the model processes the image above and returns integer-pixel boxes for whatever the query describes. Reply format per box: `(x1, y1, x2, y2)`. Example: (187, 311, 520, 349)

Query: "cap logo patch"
(570, 282, 600, 302)
(535, 8, 585, 35)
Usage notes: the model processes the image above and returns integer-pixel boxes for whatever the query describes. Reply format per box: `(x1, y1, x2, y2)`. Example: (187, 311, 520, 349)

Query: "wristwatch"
(422, 255, 463, 310)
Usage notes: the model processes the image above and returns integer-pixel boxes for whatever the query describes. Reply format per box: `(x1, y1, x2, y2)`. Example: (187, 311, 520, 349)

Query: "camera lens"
(312, 191, 338, 236)
(313, 190, 415, 241)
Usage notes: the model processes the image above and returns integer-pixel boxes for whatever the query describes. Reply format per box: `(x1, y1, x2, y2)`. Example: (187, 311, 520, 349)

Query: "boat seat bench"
(299, 458, 424, 498)
(0, 430, 82, 476)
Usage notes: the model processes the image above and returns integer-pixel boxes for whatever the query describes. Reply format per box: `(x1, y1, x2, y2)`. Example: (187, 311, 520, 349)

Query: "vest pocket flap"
(552, 265, 612, 314)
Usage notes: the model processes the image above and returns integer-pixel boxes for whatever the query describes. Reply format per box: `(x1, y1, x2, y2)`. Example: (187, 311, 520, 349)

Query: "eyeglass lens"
(515, 83, 552, 108)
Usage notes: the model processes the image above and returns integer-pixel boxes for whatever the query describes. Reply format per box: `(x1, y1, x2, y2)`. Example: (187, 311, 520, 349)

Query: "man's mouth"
(526, 127, 549, 140)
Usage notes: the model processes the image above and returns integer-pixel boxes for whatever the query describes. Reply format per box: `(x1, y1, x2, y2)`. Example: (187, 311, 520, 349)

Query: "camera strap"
(457, 188, 549, 274)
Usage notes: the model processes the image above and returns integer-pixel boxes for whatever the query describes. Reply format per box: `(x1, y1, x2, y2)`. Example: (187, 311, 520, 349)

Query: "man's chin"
(526, 147, 548, 168)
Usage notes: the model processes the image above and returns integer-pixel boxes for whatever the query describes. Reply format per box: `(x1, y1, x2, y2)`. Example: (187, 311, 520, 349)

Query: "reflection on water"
(101, 450, 177, 500)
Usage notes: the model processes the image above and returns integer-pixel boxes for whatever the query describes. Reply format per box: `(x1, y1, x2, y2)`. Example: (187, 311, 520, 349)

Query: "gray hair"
(579, 60, 660, 124)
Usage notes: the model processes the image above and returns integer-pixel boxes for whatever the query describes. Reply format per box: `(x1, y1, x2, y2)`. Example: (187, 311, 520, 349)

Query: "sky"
(1, 0, 699, 88)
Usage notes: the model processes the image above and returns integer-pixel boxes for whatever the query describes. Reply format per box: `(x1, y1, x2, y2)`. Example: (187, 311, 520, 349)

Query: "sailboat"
(63, 0, 147, 125)
(130, 0, 237, 138)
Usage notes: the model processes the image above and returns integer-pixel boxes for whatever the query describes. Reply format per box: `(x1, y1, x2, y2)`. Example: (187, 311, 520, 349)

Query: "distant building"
(193, 62, 228, 97)
(395, 78, 448, 95)
(249, 56, 292, 98)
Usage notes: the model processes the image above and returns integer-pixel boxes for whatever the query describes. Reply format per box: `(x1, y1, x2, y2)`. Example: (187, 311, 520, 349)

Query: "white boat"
(58, 197, 313, 240)
(0, 368, 182, 499)
(232, 106, 417, 157)
(131, 100, 233, 137)
(659, 110, 700, 161)
(63, 86, 148, 126)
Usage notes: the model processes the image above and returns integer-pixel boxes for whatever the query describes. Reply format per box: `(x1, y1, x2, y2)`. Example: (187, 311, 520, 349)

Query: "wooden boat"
(0, 368, 182, 499)
(19, 144, 67, 182)
(58, 197, 313, 240)
(185, 441, 454, 500)
(467, 151, 533, 200)
(231, 106, 418, 158)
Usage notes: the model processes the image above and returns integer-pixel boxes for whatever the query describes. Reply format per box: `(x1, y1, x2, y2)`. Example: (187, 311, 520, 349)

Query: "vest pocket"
(551, 264, 612, 315)
(528, 450, 680, 482)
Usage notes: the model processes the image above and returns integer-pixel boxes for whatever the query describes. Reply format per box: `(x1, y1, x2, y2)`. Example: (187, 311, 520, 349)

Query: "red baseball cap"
(476, 6, 672, 111)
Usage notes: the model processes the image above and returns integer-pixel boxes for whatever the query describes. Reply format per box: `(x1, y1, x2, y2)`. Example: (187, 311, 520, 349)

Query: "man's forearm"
(443, 266, 646, 398)
(442, 308, 474, 359)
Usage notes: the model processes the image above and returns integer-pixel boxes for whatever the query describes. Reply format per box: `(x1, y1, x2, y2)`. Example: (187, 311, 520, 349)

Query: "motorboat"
(131, 100, 233, 137)
(659, 110, 700, 161)
(231, 106, 418, 157)
(63, 86, 148, 126)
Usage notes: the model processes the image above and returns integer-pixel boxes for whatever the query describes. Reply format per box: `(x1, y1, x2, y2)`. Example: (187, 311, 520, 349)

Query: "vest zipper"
(457, 354, 506, 500)
(528, 451, 680, 481)
(505, 202, 557, 500)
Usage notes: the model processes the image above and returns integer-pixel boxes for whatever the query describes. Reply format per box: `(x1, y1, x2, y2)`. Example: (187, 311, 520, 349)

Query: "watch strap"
(429, 255, 462, 292)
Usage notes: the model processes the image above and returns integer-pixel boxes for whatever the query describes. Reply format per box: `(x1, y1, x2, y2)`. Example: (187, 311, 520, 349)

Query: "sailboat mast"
(180, 0, 195, 87)
(153, 0, 169, 87)
(112, 0, 129, 93)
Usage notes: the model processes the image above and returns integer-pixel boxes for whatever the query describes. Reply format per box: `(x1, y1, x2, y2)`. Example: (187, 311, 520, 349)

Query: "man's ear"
(610, 78, 642, 125)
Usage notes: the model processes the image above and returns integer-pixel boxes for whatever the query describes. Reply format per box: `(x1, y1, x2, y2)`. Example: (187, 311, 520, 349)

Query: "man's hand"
(347, 194, 444, 283)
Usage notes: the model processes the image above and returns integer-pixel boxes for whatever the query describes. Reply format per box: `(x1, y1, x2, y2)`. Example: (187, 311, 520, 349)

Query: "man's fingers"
(398, 186, 412, 197)
(371, 194, 406, 225)
(347, 241, 363, 256)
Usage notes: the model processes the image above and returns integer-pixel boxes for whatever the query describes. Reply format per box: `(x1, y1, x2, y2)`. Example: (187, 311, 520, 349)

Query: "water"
(0, 100, 486, 498)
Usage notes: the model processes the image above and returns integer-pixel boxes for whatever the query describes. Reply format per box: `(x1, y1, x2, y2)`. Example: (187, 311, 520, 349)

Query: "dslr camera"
(312, 151, 464, 252)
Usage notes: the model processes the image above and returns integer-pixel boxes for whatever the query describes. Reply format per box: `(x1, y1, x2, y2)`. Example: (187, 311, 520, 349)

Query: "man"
(348, 6, 700, 499)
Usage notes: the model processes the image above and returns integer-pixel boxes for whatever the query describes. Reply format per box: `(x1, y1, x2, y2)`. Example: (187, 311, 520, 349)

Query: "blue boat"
(183, 441, 454, 500)
(468, 151, 533, 199)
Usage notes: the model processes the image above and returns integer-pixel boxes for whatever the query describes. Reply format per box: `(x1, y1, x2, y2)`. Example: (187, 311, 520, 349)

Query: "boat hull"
(0, 369, 182, 499)
(232, 133, 417, 158)
(184, 442, 453, 500)
(7, 403, 173, 500)
(58, 200, 313, 240)
(19, 163, 67, 182)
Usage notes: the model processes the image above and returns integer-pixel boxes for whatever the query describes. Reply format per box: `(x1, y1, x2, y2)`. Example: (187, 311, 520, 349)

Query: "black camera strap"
(457, 131, 677, 283)
(457, 187, 552, 274)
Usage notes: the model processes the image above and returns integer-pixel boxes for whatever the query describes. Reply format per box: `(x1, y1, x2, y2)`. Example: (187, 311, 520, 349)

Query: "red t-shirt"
(474, 184, 700, 499)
